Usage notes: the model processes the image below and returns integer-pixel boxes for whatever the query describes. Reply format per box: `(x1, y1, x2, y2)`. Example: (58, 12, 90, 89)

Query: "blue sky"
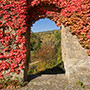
(31, 18, 60, 32)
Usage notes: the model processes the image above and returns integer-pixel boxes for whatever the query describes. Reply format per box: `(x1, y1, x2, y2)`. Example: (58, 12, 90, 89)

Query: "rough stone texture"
(61, 24, 90, 85)
(12, 74, 89, 90)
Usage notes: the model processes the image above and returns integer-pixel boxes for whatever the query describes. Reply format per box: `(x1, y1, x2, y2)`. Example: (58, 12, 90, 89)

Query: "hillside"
(35, 29, 60, 44)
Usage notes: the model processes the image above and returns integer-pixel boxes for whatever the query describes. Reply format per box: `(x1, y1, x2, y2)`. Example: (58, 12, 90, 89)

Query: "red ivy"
(0, 0, 90, 79)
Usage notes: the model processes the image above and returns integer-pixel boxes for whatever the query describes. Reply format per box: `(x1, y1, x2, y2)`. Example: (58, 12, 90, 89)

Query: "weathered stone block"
(61, 24, 90, 85)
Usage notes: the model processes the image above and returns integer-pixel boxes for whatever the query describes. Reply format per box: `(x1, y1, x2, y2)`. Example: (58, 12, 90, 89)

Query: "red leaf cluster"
(0, 0, 90, 79)
(0, 0, 28, 78)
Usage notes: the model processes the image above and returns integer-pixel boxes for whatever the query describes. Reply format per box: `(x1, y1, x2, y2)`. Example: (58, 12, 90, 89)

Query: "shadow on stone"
(27, 64, 65, 82)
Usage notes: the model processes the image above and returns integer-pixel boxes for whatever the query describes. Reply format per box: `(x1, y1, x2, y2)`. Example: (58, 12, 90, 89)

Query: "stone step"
(18, 74, 90, 90)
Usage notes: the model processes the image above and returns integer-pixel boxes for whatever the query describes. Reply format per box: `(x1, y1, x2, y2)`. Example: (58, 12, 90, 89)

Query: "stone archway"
(26, 1, 90, 84)
(25, 3, 63, 81)
(0, 0, 90, 85)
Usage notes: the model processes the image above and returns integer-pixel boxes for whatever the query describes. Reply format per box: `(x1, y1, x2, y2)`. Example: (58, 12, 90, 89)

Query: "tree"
(30, 32, 42, 53)
(36, 44, 55, 63)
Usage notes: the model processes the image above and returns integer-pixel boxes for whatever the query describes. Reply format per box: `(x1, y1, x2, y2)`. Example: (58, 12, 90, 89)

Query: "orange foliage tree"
(36, 44, 55, 63)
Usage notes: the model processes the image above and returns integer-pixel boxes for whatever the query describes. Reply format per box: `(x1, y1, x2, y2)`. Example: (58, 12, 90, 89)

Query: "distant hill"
(35, 30, 61, 46)
(34, 29, 60, 33)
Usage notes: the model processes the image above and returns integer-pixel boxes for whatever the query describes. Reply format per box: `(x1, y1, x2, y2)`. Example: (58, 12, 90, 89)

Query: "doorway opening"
(28, 18, 65, 77)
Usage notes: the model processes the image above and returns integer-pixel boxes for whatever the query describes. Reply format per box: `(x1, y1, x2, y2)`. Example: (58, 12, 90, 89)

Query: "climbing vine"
(0, 0, 28, 79)
(0, 0, 90, 79)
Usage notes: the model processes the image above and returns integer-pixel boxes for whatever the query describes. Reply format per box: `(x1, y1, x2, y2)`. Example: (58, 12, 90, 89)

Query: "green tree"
(30, 32, 42, 53)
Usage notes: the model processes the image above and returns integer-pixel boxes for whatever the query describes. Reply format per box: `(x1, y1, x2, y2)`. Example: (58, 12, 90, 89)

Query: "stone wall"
(61, 24, 90, 85)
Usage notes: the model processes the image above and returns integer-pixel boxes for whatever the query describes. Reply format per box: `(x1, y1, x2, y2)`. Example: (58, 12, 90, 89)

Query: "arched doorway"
(24, 3, 64, 80)
(28, 18, 65, 77)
